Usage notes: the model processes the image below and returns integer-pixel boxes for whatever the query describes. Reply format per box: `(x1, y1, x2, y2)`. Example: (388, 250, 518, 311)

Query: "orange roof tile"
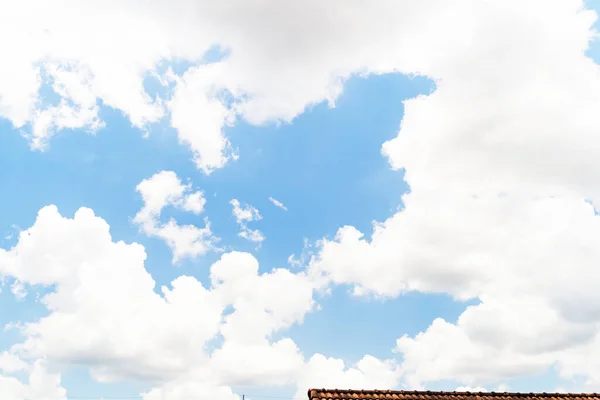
(307, 390, 600, 400)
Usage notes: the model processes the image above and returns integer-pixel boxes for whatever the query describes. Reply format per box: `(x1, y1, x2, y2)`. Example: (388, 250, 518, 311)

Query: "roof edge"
(307, 389, 600, 400)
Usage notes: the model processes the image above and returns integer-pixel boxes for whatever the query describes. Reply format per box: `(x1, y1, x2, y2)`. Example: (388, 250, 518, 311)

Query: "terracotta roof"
(307, 390, 600, 400)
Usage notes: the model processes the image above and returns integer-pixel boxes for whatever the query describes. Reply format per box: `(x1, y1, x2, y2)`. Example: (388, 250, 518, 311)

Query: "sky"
(2, 1, 600, 399)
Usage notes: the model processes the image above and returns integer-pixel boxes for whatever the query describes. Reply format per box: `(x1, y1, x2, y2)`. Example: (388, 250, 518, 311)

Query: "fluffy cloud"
(143, 351, 401, 400)
(0, 352, 28, 373)
(134, 170, 216, 261)
(1, 205, 223, 382)
(313, 198, 600, 388)
(142, 380, 239, 400)
(208, 251, 314, 386)
(0, 359, 67, 400)
(230, 199, 265, 244)
(0, 0, 543, 173)
(0, 205, 350, 397)
(168, 64, 238, 173)
(307, 0, 600, 389)
(295, 354, 401, 398)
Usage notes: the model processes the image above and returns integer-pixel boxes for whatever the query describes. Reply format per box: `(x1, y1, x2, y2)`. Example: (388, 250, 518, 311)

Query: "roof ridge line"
(307, 389, 600, 400)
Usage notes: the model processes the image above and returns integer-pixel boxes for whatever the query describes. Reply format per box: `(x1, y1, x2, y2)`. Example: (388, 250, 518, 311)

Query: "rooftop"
(307, 390, 600, 400)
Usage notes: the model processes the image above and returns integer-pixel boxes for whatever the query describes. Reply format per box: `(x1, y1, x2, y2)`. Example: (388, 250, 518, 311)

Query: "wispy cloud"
(230, 199, 265, 244)
(268, 196, 288, 211)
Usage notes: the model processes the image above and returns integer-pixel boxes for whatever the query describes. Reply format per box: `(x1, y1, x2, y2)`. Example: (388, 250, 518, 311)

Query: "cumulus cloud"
(295, 354, 401, 399)
(0, 352, 28, 373)
(141, 380, 239, 400)
(1, 0, 558, 174)
(134, 170, 216, 262)
(0, 359, 67, 400)
(1, 205, 222, 382)
(230, 199, 265, 244)
(0, 205, 370, 397)
(306, 0, 600, 390)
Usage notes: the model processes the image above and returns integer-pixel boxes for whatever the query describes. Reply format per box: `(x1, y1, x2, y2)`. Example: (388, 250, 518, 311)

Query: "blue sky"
(3, 2, 600, 400)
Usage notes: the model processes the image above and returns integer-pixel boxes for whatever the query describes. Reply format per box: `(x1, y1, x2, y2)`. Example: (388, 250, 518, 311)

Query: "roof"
(307, 390, 600, 400)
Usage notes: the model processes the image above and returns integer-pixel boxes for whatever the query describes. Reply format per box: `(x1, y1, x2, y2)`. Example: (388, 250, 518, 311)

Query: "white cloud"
(1, 0, 560, 174)
(268, 197, 288, 211)
(29, 63, 105, 150)
(0, 359, 67, 400)
(142, 379, 239, 400)
(134, 171, 215, 262)
(0, 352, 28, 373)
(454, 384, 510, 393)
(230, 199, 261, 224)
(455, 387, 489, 393)
(306, 0, 600, 389)
(1, 206, 223, 383)
(135, 170, 206, 220)
(230, 199, 265, 244)
(0, 205, 340, 396)
(168, 64, 237, 173)
(10, 279, 27, 300)
(238, 227, 266, 244)
(182, 191, 208, 214)
(295, 354, 401, 399)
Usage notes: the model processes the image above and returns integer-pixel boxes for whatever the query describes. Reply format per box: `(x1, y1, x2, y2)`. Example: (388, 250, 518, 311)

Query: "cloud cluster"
(3, 0, 600, 396)
(3, 0, 562, 174)
(134, 170, 216, 262)
(306, 0, 600, 390)
(230, 199, 266, 244)
(0, 206, 397, 398)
